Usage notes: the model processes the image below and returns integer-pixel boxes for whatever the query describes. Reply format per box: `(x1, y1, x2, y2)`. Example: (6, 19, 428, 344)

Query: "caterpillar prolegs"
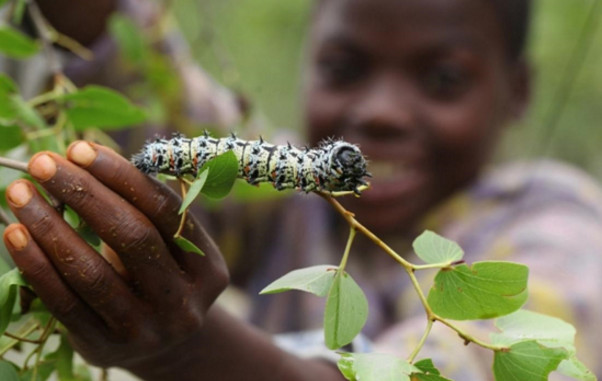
(131, 133, 370, 193)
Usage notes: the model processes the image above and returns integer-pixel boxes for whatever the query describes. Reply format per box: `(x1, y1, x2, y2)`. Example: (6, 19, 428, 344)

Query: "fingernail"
(5, 226, 28, 250)
(29, 153, 56, 181)
(68, 141, 97, 167)
(6, 181, 33, 207)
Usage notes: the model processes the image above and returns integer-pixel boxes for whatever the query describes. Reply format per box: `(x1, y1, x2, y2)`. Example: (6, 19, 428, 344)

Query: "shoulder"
(434, 160, 602, 262)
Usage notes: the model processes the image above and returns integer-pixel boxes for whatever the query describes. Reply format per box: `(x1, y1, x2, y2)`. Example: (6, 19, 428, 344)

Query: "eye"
(315, 51, 366, 87)
(422, 64, 471, 100)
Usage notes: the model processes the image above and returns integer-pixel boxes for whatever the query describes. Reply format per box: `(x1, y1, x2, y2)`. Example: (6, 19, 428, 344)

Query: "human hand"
(2, 141, 229, 374)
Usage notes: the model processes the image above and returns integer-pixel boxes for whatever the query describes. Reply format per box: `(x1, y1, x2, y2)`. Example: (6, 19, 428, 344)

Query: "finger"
(67, 141, 226, 280)
(3, 223, 108, 342)
(27, 152, 191, 305)
(5, 180, 145, 330)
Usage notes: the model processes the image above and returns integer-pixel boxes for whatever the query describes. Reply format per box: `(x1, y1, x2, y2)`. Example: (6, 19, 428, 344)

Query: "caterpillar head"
(328, 141, 369, 193)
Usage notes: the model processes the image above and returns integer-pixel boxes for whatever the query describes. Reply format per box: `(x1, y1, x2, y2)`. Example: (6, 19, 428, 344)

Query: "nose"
(348, 73, 417, 140)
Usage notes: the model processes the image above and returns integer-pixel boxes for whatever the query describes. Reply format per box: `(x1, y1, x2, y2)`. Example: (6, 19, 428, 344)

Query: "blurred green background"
(172, 0, 602, 176)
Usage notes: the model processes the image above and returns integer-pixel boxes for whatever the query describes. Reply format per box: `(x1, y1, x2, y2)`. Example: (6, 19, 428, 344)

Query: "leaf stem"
(338, 227, 356, 271)
(2, 331, 43, 344)
(318, 192, 509, 358)
(0, 318, 40, 356)
(0, 156, 28, 172)
(317, 194, 414, 269)
(26, 0, 62, 76)
(432, 315, 506, 351)
(407, 318, 434, 363)
(412, 262, 452, 271)
(173, 180, 188, 238)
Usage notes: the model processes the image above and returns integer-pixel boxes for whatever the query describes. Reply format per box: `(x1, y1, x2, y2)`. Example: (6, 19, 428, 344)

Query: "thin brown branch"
(0, 208, 12, 225)
(0, 156, 28, 173)
(26, 0, 62, 76)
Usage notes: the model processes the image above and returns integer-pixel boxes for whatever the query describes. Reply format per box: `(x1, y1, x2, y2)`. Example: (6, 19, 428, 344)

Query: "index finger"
(66, 141, 225, 279)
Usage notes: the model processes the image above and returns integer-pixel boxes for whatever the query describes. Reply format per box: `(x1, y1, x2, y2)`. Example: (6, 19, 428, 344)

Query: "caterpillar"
(131, 132, 369, 193)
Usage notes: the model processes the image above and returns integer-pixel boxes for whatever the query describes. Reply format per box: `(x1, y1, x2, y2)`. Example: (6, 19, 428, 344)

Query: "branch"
(0, 156, 28, 173)
(0, 208, 12, 225)
(26, 0, 62, 77)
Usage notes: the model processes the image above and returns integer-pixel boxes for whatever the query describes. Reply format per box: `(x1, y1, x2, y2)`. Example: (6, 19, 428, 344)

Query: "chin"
(341, 197, 419, 237)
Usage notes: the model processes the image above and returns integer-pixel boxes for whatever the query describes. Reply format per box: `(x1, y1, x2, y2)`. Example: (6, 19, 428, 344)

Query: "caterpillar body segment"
(132, 133, 369, 194)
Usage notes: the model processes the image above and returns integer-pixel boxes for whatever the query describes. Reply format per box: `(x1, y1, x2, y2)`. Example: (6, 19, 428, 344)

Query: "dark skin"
(3, 0, 529, 379)
(305, 0, 529, 236)
(34, 0, 117, 46)
(3, 142, 343, 380)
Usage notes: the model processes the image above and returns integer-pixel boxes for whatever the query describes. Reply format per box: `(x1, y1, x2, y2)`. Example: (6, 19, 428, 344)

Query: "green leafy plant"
(0, 1, 596, 380)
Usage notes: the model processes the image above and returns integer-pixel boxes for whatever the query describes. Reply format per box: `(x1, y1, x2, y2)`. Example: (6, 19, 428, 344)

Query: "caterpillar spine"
(132, 132, 369, 193)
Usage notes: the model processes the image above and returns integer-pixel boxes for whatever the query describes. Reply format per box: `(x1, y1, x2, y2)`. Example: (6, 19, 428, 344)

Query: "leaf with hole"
(427, 261, 528, 320)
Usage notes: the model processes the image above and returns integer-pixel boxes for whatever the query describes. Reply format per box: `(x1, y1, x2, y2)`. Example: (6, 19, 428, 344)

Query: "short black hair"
(490, 0, 532, 60)
(313, 0, 532, 61)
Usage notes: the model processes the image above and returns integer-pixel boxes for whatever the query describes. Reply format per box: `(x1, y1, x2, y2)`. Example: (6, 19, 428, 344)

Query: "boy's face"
(305, 0, 528, 234)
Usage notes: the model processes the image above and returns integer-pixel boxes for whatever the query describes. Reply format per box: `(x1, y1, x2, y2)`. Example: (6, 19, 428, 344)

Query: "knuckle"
(114, 220, 157, 253)
(51, 296, 80, 318)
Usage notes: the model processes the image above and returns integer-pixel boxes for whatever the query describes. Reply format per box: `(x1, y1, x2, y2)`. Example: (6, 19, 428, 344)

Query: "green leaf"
(556, 357, 597, 381)
(0, 75, 45, 131)
(0, 74, 17, 95)
(199, 151, 239, 199)
(0, 25, 39, 59)
(45, 334, 75, 381)
(260, 265, 338, 296)
(10, 95, 46, 129)
(492, 310, 595, 381)
(413, 359, 440, 375)
(493, 340, 568, 381)
(411, 359, 452, 381)
(324, 270, 368, 349)
(179, 169, 209, 214)
(0, 125, 23, 151)
(58, 86, 146, 130)
(427, 261, 528, 320)
(491, 310, 576, 351)
(412, 230, 464, 264)
(108, 14, 148, 65)
(0, 360, 19, 381)
(0, 268, 27, 335)
(173, 235, 205, 256)
(337, 353, 419, 381)
(20, 360, 56, 381)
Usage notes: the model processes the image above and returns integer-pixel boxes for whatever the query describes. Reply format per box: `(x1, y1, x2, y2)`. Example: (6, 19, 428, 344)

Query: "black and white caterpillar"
(131, 133, 369, 193)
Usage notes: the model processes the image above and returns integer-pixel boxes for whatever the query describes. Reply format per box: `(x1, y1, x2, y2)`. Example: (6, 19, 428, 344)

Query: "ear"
(508, 58, 532, 121)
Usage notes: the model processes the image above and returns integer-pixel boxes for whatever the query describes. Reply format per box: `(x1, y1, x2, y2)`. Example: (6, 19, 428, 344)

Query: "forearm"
(127, 306, 345, 381)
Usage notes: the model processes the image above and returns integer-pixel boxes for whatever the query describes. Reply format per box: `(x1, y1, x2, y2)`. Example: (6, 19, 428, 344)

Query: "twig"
(0, 156, 28, 172)
(0, 208, 12, 225)
(318, 192, 509, 356)
(2, 331, 44, 344)
(26, 0, 62, 76)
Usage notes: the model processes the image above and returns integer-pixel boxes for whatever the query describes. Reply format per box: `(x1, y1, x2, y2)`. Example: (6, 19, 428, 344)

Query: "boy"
(4, 0, 601, 379)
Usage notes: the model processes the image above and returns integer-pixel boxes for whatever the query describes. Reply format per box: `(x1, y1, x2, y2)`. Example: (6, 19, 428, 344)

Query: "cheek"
(428, 89, 507, 163)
